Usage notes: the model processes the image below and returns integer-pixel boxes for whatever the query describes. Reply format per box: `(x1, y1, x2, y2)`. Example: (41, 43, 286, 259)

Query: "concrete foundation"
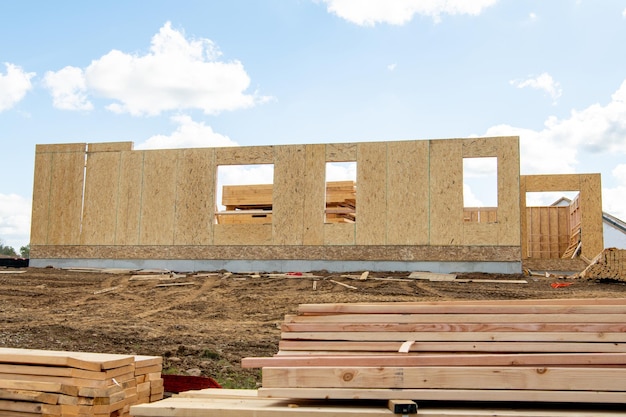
(30, 258, 522, 274)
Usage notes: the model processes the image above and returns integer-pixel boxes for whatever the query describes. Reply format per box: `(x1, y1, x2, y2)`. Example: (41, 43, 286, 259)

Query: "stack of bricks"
(578, 248, 626, 281)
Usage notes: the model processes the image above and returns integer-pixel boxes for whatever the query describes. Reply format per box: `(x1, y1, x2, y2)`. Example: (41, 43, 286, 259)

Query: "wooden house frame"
(28, 136, 603, 273)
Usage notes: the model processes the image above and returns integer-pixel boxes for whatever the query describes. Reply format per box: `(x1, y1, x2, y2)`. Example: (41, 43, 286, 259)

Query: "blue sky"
(1, 0, 626, 251)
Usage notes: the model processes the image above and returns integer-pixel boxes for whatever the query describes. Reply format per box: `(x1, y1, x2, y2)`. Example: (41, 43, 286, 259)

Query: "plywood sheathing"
(115, 150, 144, 245)
(174, 148, 215, 245)
(521, 173, 603, 260)
(386, 140, 429, 245)
(429, 139, 463, 245)
(356, 142, 387, 245)
(302, 144, 326, 245)
(273, 145, 307, 245)
(30, 143, 86, 245)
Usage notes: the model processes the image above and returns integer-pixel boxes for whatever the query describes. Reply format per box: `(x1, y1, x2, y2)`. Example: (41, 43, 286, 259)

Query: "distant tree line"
(0, 240, 30, 258)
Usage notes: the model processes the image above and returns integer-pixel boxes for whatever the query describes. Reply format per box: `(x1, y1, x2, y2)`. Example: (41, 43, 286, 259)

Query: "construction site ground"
(1, 267, 625, 390)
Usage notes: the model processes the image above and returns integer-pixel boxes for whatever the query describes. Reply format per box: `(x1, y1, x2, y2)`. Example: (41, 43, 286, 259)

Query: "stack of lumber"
(131, 388, 626, 417)
(216, 181, 356, 224)
(576, 248, 626, 281)
(0, 348, 163, 416)
(243, 298, 626, 404)
(131, 298, 626, 417)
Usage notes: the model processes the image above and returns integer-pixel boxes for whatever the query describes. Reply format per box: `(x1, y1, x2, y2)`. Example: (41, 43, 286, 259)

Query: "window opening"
(463, 157, 498, 223)
(215, 164, 274, 224)
(325, 162, 357, 223)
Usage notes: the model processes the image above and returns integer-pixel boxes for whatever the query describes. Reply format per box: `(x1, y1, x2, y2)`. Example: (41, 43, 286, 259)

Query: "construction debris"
(574, 248, 626, 281)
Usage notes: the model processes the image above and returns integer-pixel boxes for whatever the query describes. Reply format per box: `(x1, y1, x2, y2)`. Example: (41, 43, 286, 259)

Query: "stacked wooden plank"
(131, 388, 626, 417)
(0, 348, 162, 416)
(216, 181, 356, 224)
(576, 248, 626, 281)
(242, 298, 626, 404)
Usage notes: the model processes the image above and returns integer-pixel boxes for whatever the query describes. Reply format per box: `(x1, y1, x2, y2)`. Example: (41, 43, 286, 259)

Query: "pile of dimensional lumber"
(0, 348, 163, 416)
(575, 248, 626, 281)
(216, 180, 356, 224)
(243, 298, 626, 404)
(131, 298, 626, 417)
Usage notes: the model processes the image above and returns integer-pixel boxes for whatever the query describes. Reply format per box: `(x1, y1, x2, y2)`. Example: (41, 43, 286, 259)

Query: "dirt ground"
(1, 266, 625, 389)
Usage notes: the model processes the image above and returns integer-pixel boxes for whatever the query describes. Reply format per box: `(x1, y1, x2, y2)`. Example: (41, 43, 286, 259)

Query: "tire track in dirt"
(134, 276, 220, 319)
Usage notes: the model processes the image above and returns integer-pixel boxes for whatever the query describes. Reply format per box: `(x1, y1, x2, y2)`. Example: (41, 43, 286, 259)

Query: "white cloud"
(43, 66, 93, 111)
(480, 79, 626, 222)
(320, 0, 498, 25)
(463, 183, 484, 207)
(0, 63, 35, 112)
(529, 12, 537, 21)
(0, 193, 31, 252)
(135, 115, 239, 150)
(43, 22, 268, 116)
(604, 164, 626, 222)
(510, 72, 562, 103)
(622, 8, 626, 18)
(387, 63, 397, 71)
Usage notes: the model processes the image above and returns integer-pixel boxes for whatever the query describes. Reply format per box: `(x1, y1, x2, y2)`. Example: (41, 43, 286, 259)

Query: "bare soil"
(1, 267, 625, 389)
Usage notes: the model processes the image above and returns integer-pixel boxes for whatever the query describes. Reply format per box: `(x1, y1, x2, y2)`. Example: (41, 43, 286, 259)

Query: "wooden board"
(273, 145, 306, 245)
(386, 140, 429, 245)
(81, 148, 121, 245)
(115, 150, 144, 245)
(356, 142, 387, 245)
(30, 150, 52, 245)
(429, 139, 463, 245)
(174, 148, 215, 245)
(139, 150, 179, 245)
(261, 366, 626, 391)
(302, 145, 326, 245)
(0, 348, 134, 372)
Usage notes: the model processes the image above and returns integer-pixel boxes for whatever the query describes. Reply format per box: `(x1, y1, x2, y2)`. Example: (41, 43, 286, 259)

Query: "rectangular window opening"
(215, 164, 274, 225)
(325, 162, 356, 223)
(525, 191, 580, 259)
(463, 157, 498, 223)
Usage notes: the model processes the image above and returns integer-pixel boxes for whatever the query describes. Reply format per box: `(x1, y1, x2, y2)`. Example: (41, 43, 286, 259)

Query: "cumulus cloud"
(622, 8, 626, 18)
(0, 63, 35, 112)
(43, 66, 93, 111)
(604, 164, 626, 223)
(510, 72, 562, 103)
(320, 0, 499, 25)
(43, 22, 268, 116)
(480, 80, 626, 221)
(135, 115, 239, 150)
(0, 193, 31, 251)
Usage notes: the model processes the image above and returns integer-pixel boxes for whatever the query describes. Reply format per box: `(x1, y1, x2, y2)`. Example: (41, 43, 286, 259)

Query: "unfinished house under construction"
(29, 136, 603, 273)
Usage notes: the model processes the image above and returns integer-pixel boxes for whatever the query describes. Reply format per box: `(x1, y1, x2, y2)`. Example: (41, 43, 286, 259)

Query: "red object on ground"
(550, 282, 573, 288)
(162, 374, 221, 393)
(286, 272, 303, 276)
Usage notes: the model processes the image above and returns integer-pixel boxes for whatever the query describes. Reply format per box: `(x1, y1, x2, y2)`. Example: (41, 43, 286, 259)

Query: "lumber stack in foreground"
(576, 248, 626, 281)
(132, 298, 626, 417)
(247, 298, 626, 404)
(0, 348, 163, 416)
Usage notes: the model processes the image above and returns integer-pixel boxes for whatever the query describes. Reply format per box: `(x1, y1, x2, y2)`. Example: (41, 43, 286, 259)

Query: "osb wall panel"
(495, 137, 521, 246)
(115, 151, 143, 245)
(462, 137, 498, 157)
(174, 148, 215, 245)
(429, 139, 463, 245)
(215, 145, 274, 165)
(81, 149, 121, 245)
(580, 174, 603, 258)
(386, 140, 429, 245)
(302, 144, 326, 245)
(213, 224, 272, 245)
(139, 150, 178, 245)
(326, 143, 357, 162)
(273, 145, 306, 245)
(324, 223, 356, 245)
(46, 144, 86, 245)
(30, 151, 52, 245)
(32, 244, 521, 262)
(87, 142, 133, 152)
(521, 173, 603, 260)
(356, 142, 387, 245)
(463, 223, 497, 246)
